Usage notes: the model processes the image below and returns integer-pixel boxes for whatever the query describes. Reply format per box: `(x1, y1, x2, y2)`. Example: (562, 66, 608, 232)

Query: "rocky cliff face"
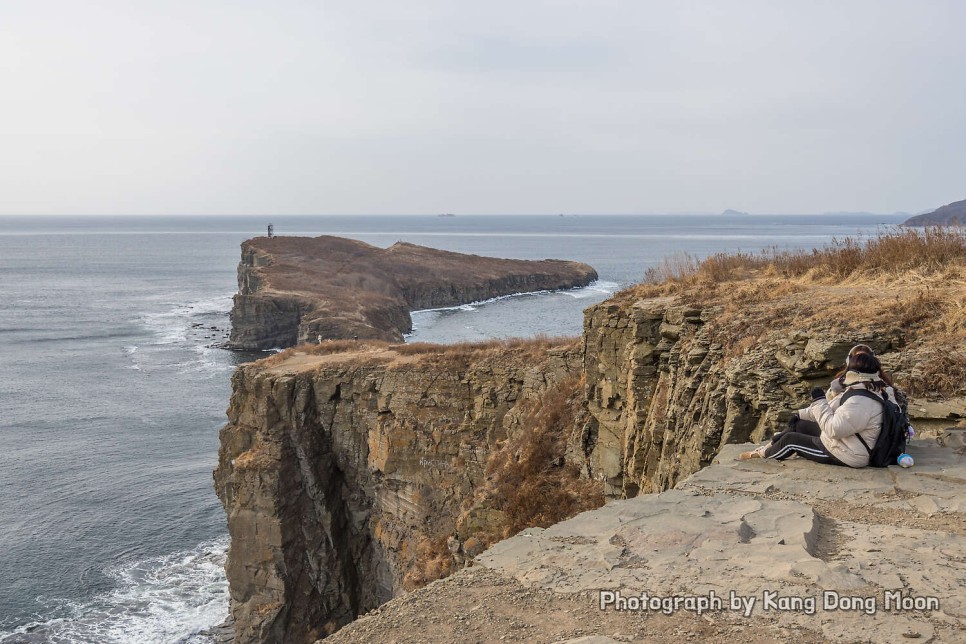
(213, 342, 587, 643)
(226, 236, 598, 350)
(217, 253, 965, 641)
(580, 283, 964, 498)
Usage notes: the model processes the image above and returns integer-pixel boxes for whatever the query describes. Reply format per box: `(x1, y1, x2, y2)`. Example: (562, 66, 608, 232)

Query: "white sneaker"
(738, 445, 769, 460)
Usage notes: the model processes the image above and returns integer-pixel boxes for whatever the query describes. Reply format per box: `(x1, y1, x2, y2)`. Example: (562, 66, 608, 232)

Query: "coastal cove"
(0, 214, 911, 642)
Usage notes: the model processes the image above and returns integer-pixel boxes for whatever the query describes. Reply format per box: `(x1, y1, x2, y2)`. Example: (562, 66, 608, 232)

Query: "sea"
(0, 214, 906, 642)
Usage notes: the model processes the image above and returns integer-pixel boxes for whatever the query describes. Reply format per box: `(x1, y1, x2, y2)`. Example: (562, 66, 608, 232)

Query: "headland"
(903, 198, 966, 226)
(225, 235, 598, 350)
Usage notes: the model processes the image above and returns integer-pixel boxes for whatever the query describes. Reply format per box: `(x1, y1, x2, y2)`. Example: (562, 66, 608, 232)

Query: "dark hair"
(833, 344, 897, 388)
(835, 344, 873, 376)
(846, 352, 889, 393)
(848, 352, 881, 374)
(849, 344, 874, 359)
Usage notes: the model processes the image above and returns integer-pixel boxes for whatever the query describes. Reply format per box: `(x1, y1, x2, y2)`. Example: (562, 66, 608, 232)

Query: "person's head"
(845, 344, 875, 367)
(847, 351, 881, 375)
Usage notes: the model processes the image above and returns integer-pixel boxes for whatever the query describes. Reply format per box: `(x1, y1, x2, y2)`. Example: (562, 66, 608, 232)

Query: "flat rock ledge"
(325, 437, 965, 643)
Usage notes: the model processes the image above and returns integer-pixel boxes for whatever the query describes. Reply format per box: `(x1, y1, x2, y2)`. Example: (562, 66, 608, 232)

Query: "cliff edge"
(214, 339, 602, 642)
(225, 236, 598, 350)
(329, 435, 966, 643)
(216, 228, 965, 642)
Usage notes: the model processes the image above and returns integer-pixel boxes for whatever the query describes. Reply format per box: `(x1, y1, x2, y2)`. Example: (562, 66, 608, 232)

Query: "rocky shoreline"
(224, 236, 598, 350)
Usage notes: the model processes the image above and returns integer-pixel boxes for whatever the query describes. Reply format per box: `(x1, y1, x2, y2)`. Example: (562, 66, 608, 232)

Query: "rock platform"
(327, 434, 965, 643)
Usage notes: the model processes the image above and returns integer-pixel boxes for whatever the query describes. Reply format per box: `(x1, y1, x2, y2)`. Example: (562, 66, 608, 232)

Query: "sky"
(1, 1, 964, 216)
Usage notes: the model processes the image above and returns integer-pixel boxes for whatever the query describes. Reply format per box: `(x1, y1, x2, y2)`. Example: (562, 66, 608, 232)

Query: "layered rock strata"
(580, 291, 965, 498)
(213, 342, 586, 643)
(217, 267, 964, 641)
(225, 236, 598, 350)
(325, 435, 966, 643)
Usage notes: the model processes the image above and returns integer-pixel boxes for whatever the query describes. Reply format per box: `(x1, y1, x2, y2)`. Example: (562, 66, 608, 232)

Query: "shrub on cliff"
(469, 375, 604, 541)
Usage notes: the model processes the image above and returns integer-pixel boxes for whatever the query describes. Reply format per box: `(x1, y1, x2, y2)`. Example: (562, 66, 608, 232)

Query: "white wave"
(409, 279, 616, 316)
(3, 537, 229, 644)
(562, 280, 620, 299)
(167, 345, 233, 377)
(141, 295, 233, 347)
(121, 345, 142, 371)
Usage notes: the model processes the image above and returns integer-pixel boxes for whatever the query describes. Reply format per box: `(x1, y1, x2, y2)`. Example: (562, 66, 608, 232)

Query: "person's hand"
(810, 387, 825, 401)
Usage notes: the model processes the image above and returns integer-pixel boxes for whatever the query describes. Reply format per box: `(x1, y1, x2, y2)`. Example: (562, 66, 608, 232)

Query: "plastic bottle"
(897, 453, 914, 468)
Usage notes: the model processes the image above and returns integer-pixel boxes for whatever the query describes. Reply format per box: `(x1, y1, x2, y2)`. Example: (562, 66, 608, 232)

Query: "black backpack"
(840, 388, 909, 467)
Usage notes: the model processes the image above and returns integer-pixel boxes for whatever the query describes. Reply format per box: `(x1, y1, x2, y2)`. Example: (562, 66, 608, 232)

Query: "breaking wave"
(0, 537, 229, 644)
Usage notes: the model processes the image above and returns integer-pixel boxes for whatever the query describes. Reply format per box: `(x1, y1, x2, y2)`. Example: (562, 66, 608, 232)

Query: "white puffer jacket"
(798, 372, 890, 468)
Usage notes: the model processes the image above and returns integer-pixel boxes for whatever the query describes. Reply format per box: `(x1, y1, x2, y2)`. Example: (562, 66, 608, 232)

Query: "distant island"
(903, 198, 966, 226)
(225, 235, 598, 350)
(720, 209, 749, 216)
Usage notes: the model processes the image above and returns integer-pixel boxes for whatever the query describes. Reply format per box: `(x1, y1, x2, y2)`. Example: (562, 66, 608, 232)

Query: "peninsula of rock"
(225, 236, 599, 350)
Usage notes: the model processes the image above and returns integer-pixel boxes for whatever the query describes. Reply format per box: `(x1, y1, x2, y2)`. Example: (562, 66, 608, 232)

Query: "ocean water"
(0, 214, 904, 642)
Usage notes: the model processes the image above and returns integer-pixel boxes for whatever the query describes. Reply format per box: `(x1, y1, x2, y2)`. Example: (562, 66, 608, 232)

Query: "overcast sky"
(1, 1, 964, 215)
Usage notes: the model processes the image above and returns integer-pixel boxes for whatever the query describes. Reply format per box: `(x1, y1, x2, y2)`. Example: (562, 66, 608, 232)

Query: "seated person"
(740, 352, 894, 467)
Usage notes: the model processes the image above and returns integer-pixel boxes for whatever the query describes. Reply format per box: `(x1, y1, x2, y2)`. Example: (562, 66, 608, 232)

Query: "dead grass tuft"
(403, 536, 454, 591)
(638, 226, 965, 294)
(903, 349, 966, 398)
(474, 376, 604, 541)
(255, 339, 391, 367)
(391, 335, 575, 362)
(255, 336, 578, 370)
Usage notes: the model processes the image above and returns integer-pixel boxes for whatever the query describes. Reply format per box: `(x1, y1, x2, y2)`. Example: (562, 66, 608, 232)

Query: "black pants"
(764, 420, 846, 466)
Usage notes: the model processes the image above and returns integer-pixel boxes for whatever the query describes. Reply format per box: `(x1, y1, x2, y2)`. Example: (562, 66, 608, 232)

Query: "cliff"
(213, 339, 602, 643)
(225, 236, 598, 350)
(216, 228, 965, 642)
(903, 198, 966, 226)
(328, 435, 966, 643)
(580, 249, 965, 497)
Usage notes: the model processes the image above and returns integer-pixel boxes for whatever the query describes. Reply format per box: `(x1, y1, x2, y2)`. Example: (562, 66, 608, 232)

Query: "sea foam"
(1, 537, 229, 644)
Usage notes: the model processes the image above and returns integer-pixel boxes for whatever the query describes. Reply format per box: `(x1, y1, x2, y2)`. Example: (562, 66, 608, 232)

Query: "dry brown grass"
(255, 335, 579, 370)
(255, 339, 392, 368)
(636, 226, 965, 294)
(472, 376, 604, 541)
(403, 535, 454, 591)
(618, 228, 966, 398)
(903, 349, 966, 398)
(391, 335, 577, 368)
